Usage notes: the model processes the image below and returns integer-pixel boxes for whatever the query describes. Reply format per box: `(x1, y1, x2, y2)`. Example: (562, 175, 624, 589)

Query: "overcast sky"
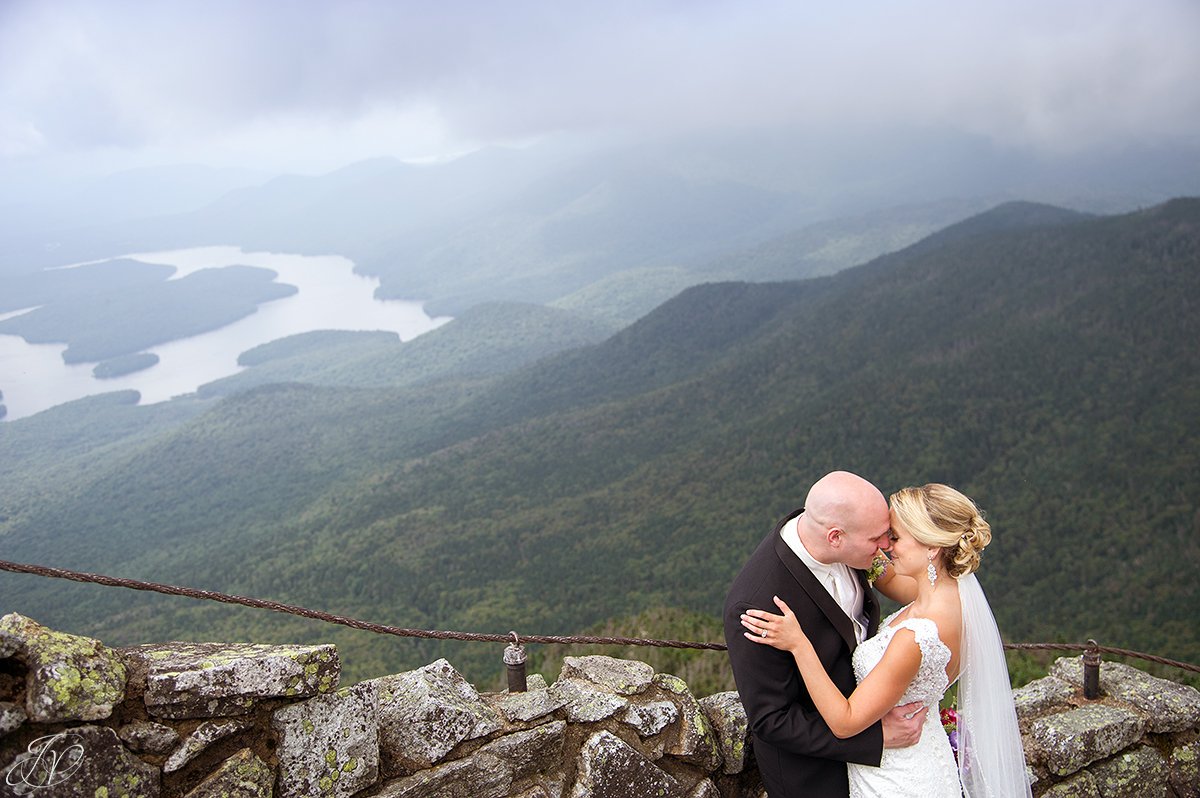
(1, 0, 1198, 178)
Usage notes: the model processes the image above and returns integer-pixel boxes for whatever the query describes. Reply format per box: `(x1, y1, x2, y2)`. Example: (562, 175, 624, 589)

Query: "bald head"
(798, 471, 891, 568)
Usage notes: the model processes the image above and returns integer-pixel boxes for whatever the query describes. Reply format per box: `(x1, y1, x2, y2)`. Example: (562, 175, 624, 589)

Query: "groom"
(723, 471, 927, 797)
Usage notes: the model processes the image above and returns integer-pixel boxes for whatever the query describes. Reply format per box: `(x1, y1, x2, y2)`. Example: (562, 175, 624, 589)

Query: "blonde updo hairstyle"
(889, 483, 991, 578)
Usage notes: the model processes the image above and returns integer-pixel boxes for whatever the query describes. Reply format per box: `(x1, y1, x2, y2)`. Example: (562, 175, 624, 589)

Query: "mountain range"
(5, 133, 1199, 328)
(2, 197, 1196, 688)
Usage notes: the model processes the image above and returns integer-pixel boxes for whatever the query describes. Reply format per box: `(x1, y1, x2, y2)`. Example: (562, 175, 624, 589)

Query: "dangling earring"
(927, 551, 938, 587)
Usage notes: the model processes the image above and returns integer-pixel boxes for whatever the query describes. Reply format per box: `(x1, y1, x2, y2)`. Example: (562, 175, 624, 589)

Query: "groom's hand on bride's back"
(881, 702, 927, 748)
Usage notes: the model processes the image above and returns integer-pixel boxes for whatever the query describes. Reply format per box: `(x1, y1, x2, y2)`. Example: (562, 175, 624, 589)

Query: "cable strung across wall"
(2, 558, 1197, 676)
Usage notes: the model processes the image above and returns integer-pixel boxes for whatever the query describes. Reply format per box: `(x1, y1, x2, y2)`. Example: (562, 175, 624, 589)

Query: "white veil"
(956, 573, 1032, 798)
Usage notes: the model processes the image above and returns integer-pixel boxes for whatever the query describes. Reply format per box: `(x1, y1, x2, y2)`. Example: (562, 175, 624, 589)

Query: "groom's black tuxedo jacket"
(723, 508, 884, 798)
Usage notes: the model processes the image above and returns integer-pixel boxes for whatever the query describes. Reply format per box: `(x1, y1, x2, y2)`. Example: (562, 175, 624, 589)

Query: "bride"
(740, 484, 1030, 797)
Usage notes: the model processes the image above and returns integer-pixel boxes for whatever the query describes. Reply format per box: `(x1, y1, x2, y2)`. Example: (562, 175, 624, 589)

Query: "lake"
(0, 246, 451, 421)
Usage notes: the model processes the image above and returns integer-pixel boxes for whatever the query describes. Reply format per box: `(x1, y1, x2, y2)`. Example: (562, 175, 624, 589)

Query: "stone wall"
(2, 612, 1198, 798)
(1014, 657, 1200, 797)
(0, 613, 760, 797)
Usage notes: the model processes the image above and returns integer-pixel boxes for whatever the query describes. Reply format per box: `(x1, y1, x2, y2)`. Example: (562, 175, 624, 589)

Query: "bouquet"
(940, 706, 959, 761)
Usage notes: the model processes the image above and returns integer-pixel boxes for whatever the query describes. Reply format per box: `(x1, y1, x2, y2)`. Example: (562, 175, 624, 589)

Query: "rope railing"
(2, 559, 1198, 676)
(0, 559, 721, 651)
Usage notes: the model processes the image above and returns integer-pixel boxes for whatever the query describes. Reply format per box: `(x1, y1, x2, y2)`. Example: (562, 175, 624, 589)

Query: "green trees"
(2, 199, 1197, 688)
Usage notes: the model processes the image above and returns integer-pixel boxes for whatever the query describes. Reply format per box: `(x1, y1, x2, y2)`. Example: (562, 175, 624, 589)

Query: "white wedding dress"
(847, 611, 962, 798)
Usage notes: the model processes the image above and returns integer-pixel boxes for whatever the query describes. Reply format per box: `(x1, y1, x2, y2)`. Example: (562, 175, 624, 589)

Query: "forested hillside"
(1, 199, 1197, 689)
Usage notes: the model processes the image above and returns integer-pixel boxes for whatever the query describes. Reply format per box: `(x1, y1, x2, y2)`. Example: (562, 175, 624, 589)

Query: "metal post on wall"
(504, 631, 528, 693)
(1083, 639, 1101, 699)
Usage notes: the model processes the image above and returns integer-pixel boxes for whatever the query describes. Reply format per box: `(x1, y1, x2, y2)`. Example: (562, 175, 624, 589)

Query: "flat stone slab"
(1089, 745, 1169, 797)
(570, 730, 686, 798)
(622, 700, 678, 737)
(496, 675, 565, 723)
(477, 720, 566, 783)
(0, 725, 158, 797)
(373, 721, 567, 797)
(118, 721, 180, 755)
(1050, 656, 1200, 732)
(164, 718, 253, 773)
(1040, 771, 1099, 798)
(366, 753, 511, 798)
(699, 691, 750, 775)
(0, 613, 126, 723)
(1012, 675, 1075, 721)
(559, 656, 655, 695)
(123, 641, 339, 719)
(272, 681, 380, 798)
(183, 748, 273, 798)
(372, 658, 502, 774)
(549, 677, 629, 723)
(1027, 703, 1145, 776)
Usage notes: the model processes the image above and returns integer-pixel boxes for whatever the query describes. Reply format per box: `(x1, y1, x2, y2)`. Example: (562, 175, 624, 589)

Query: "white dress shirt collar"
(780, 514, 867, 642)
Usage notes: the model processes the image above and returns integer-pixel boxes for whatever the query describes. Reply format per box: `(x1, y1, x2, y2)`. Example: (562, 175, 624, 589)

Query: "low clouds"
(1, 0, 1197, 173)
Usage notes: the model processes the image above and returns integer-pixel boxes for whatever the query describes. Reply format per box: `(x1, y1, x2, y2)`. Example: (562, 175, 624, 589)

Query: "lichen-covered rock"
(1027, 704, 1145, 776)
(653, 672, 690, 695)
(372, 658, 501, 774)
(183, 748, 273, 798)
(1011, 675, 1075, 722)
(365, 753, 511, 798)
(688, 779, 721, 798)
(654, 672, 721, 772)
(1088, 744, 1169, 797)
(124, 641, 339, 719)
(621, 700, 678, 737)
(699, 691, 750, 775)
(496, 676, 565, 723)
(118, 720, 180, 755)
(0, 701, 26, 737)
(1169, 738, 1200, 797)
(0, 725, 158, 797)
(272, 681, 380, 798)
(559, 656, 654, 696)
(570, 730, 686, 798)
(164, 718, 253, 773)
(477, 720, 566, 782)
(371, 722, 567, 797)
(0, 613, 126, 723)
(549, 678, 629, 723)
(1050, 656, 1200, 733)
(0, 625, 18, 659)
(1040, 770, 1100, 798)
(510, 788, 557, 798)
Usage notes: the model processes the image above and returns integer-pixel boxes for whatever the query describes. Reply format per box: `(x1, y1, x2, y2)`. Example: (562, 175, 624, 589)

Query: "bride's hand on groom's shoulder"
(740, 596, 809, 653)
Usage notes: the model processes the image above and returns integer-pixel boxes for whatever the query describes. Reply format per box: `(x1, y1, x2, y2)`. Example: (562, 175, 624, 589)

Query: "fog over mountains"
(1, 1, 1199, 690)
(5, 131, 1200, 314)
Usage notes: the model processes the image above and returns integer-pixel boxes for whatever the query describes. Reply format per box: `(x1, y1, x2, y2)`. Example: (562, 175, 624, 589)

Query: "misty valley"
(0, 247, 448, 420)
(1, 168, 1197, 693)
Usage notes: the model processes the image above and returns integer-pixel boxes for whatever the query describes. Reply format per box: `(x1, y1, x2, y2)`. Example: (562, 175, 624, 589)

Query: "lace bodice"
(852, 609, 951, 706)
(847, 608, 960, 797)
